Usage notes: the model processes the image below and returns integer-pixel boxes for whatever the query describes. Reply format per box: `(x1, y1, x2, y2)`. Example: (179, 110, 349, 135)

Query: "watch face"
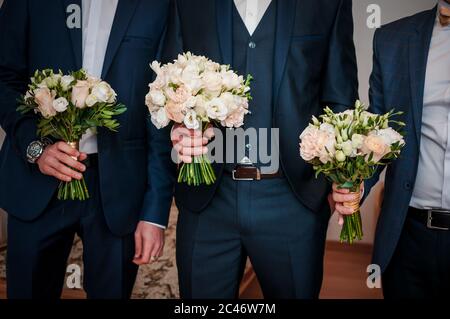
(28, 141, 43, 159)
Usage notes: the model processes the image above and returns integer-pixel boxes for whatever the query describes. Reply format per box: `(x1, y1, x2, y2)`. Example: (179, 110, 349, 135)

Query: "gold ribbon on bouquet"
(343, 191, 361, 214)
(67, 141, 80, 161)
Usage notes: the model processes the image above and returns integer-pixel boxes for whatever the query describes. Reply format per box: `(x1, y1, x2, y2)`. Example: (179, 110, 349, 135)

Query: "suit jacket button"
(404, 182, 412, 190)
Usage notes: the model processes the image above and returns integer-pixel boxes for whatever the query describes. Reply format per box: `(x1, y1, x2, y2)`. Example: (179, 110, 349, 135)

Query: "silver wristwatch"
(26, 138, 52, 164)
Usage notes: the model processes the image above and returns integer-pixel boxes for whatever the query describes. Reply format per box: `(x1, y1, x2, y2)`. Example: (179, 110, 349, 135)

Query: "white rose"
(60, 75, 75, 91)
(151, 108, 170, 129)
(202, 71, 223, 96)
(149, 90, 166, 106)
(183, 110, 200, 130)
(91, 81, 116, 104)
(52, 97, 69, 112)
(85, 94, 98, 107)
(205, 97, 228, 121)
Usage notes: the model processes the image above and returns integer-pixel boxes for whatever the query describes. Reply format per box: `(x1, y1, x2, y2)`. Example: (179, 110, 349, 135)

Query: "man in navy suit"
(0, 0, 174, 298)
(165, 0, 358, 298)
(332, 1, 450, 298)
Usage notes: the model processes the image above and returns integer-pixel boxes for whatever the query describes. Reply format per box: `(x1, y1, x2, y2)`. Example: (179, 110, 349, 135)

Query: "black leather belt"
(409, 207, 450, 231)
(229, 165, 283, 181)
(82, 154, 98, 168)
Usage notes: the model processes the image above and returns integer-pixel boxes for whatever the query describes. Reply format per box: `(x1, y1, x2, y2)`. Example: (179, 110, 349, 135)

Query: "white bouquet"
(300, 101, 405, 244)
(146, 52, 252, 186)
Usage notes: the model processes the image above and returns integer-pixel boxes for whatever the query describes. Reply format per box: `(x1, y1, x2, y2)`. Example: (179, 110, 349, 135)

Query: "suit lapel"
(102, 0, 140, 78)
(409, 7, 437, 144)
(273, 0, 297, 104)
(62, 0, 82, 69)
(216, 0, 233, 66)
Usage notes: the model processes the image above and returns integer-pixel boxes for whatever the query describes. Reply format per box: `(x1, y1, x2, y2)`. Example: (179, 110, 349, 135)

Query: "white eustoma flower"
(351, 133, 364, 149)
(61, 75, 75, 91)
(44, 74, 61, 89)
(221, 71, 241, 90)
(52, 97, 69, 112)
(183, 110, 200, 130)
(151, 108, 170, 129)
(149, 89, 166, 106)
(377, 127, 405, 146)
(205, 97, 228, 121)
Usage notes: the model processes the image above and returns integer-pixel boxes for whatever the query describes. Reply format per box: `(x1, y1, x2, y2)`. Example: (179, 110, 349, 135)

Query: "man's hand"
(171, 123, 214, 163)
(133, 221, 165, 265)
(37, 141, 87, 182)
(330, 183, 364, 226)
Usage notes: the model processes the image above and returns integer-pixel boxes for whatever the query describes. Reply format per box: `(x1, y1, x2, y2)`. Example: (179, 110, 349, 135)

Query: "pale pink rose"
(34, 87, 56, 118)
(166, 85, 191, 105)
(222, 108, 247, 128)
(165, 100, 185, 123)
(71, 80, 90, 108)
(300, 126, 336, 164)
(360, 134, 389, 162)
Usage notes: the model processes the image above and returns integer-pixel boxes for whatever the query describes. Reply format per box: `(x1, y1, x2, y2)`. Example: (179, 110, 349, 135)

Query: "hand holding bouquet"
(299, 101, 405, 244)
(17, 69, 126, 200)
(145, 52, 252, 186)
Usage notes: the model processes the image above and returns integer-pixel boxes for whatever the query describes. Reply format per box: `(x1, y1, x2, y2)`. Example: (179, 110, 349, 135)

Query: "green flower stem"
(338, 181, 364, 244)
(57, 176, 90, 201)
(178, 154, 216, 186)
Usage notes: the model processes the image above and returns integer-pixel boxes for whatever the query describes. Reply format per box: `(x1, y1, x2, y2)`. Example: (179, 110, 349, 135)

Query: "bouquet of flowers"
(145, 52, 252, 186)
(299, 101, 405, 244)
(17, 69, 126, 200)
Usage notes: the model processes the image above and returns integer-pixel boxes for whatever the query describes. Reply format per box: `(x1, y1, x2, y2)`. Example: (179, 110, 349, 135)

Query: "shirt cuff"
(143, 221, 167, 230)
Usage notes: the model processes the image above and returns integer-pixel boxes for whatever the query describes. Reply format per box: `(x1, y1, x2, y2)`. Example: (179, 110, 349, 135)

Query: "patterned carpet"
(0, 204, 180, 299)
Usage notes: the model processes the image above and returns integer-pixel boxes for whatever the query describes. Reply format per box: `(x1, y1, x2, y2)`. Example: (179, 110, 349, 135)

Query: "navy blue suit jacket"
(163, 0, 358, 214)
(365, 6, 437, 271)
(0, 0, 175, 235)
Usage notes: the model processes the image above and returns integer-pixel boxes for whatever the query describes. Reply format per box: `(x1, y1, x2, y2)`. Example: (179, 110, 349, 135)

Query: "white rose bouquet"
(146, 52, 252, 186)
(299, 101, 405, 244)
(17, 69, 126, 200)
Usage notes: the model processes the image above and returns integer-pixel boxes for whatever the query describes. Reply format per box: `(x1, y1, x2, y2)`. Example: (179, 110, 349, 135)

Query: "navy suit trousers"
(176, 174, 330, 299)
(6, 163, 138, 299)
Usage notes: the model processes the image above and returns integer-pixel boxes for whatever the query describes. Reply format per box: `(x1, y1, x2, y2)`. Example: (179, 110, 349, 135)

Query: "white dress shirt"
(79, 0, 118, 155)
(80, 0, 165, 229)
(234, 0, 272, 36)
(410, 6, 450, 210)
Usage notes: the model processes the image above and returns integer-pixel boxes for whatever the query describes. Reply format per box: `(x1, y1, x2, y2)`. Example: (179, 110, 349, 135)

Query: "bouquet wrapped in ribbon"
(17, 69, 126, 200)
(145, 52, 252, 186)
(299, 101, 405, 244)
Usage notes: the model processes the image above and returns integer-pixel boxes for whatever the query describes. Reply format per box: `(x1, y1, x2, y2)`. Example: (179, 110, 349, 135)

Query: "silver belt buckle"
(426, 208, 450, 231)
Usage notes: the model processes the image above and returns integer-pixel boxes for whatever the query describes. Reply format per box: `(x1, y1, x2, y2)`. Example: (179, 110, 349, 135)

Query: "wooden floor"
(0, 241, 382, 299)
